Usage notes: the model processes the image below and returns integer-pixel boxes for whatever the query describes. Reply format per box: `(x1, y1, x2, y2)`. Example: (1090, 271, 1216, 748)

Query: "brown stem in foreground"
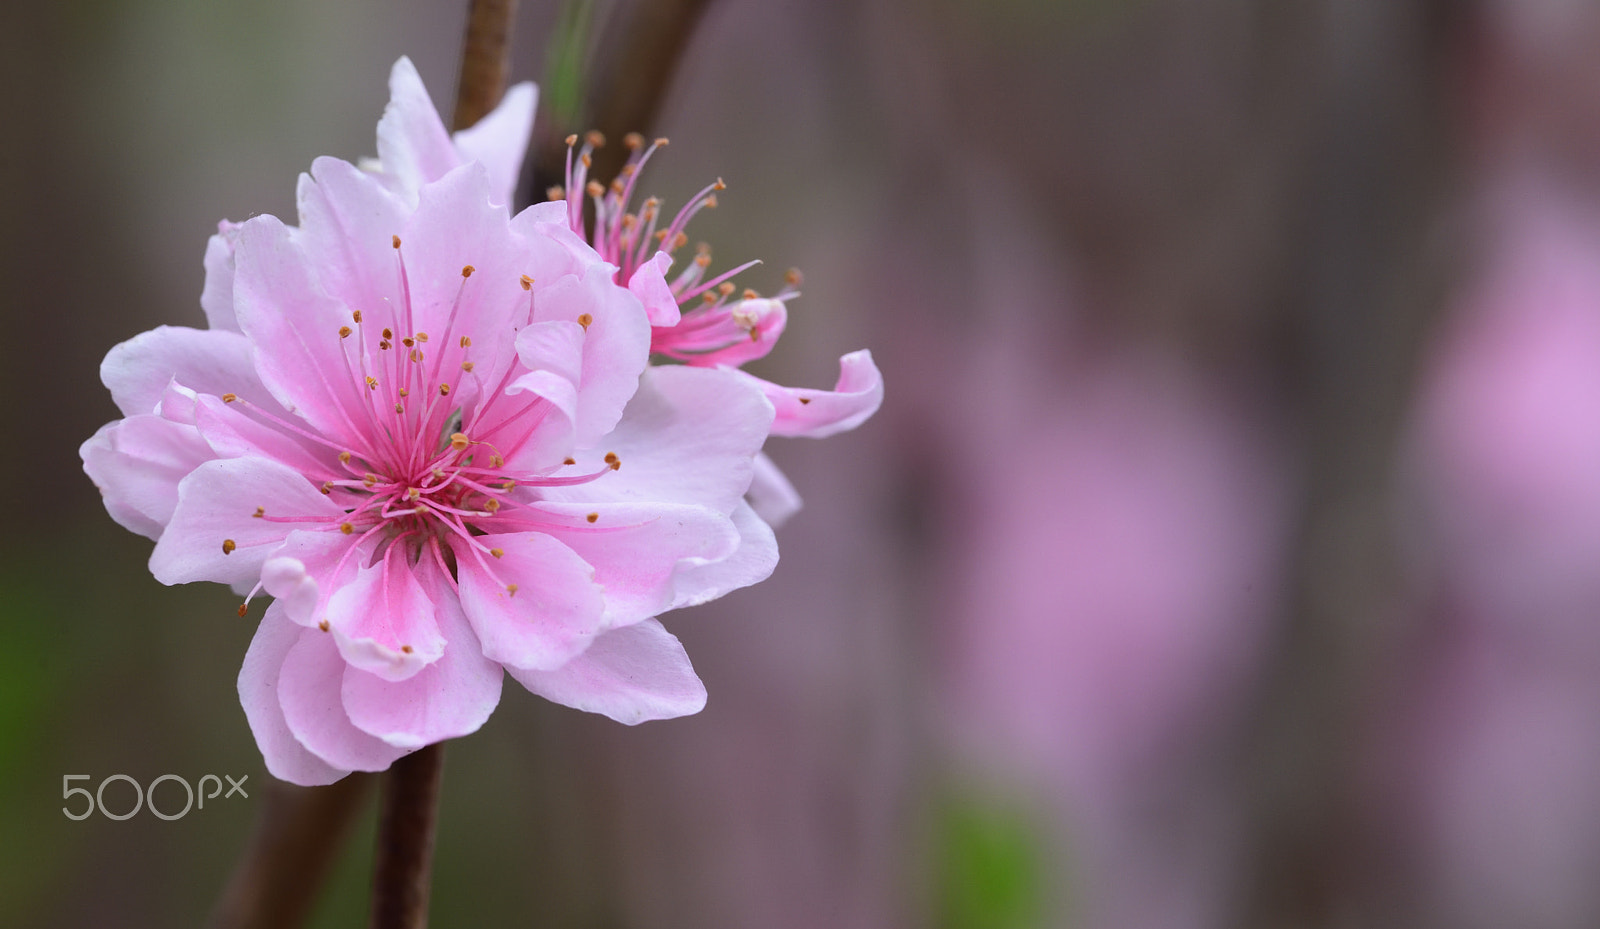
(204, 774, 373, 929)
(453, 0, 521, 132)
(369, 744, 446, 929)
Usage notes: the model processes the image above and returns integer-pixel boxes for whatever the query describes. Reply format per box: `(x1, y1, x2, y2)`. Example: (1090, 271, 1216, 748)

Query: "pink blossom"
(81, 58, 779, 785)
(543, 133, 884, 527)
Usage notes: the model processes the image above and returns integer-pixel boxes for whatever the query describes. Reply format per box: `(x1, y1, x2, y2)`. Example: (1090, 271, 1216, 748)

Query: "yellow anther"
(785, 268, 803, 286)
(713, 177, 727, 191)
(394, 403, 404, 413)
(406, 487, 420, 501)
(718, 282, 736, 296)
(432, 469, 445, 480)
(439, 383, 451, 396)
(413, 505, 427, 514)
(604, 451, 621, 471)
(253, 506, 265, 518)
(391, 235, 401, 249)
(585, 512, 599, 524)
(416, 332, 429, 342)
(520, 274, 533, 290)
(402, 337, 414, 348)
(222, 539, 237, 555)
(340, 522, 353, 534)
(577, 313, 593, 330)
(398, 388, 409, 397)
(489, 454, 504, 467)
(462, 265, 475, 278)
(490, 548, 504, 559)
(563, 457, 576, 466)
(586, 180, 604, 199)
(339, 326, 352, 339)
(379, 340, 391, 351)
(799, 397, 812, 405)
(338, 451, 352, 463)
(585, 130, 605, 148)
(318, 620, 330, 632)
(382, 327, 394, 340)
(484, 499, 502, 513)
(565, 133, 578, 146)
(450, 432, 469, 450)
(320, 482, 334, 494)
(461, 361, 475, 372)
(401, 645, 414, 654)
(222, 393, 238, 403)
(366, 376, 378, 389)
(352, 309, 363, 323)
(507, 583, 519, 597)
(237, 603, 249, 617)
(412, 349, 424, 363)
(743, 288, 759, 300)
(546, 186, 565, 202)
(460, 336, 472, 348)
(624, 132, 644, 149)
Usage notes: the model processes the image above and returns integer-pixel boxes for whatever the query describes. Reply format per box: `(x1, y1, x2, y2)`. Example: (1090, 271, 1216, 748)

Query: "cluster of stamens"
(223, 236, 618, 620)
(554, 132, 801, 361)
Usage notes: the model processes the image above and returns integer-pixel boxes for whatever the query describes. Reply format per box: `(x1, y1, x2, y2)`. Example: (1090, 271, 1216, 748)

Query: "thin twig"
(204, 774, 373, 929)
(369, 744, 446, 929)
(454, 0, 521, 132)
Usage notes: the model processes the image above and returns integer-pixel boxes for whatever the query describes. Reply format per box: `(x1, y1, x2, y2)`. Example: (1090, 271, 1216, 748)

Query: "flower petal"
(238, 602, 351, 785)
(629, 251, 681, 326)
(507, 619, 706, 724)
(294, 156, 409, 329)
(343, 558, 503, 748)
(745, 452, 802, 528)
(323, 543, 447, 682)
(231, 214, 373, 449)
(544, 365, 773, 514)
(452, 531, 604, 671)
(260, 529, 365, 628)
(200, 220, 244, 332)
(670, 500, 779, 609)
(81, 416, 215, 541)
(374, 56, 458, 205)
(737, 348, 884, 438)
(531, 264, 652, 446)
(150, 457, 343, 587)
(451, 80, 537, 207)
(278, 619, 411, 773)
(524, 502, 740, 627)
(101, 326, 264, 419)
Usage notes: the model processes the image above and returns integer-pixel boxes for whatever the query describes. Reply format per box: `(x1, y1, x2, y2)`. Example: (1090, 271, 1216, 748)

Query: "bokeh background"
(6, 0, 1600, 926)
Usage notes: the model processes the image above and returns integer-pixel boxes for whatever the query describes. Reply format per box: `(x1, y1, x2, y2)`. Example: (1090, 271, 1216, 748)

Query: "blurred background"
(6, 0, 1600, 926)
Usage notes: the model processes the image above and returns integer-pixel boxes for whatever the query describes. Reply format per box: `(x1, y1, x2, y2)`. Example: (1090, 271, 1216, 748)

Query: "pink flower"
(555, 132, 883, 526)
(81, 58, 779, 785)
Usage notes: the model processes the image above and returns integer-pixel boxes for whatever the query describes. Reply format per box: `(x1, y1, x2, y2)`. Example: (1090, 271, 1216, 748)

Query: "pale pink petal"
(101, 325, 264, 418)
(530, 264, 652, 446)
(231, 215, 372, 448)
(671, 500, 779, 609)
(323, 543, 447, 682)
(294, 156, 409, 325)
(628, 251, 681, 326)
(260, 529, 366, 628)
(543, 365, 773, 514)
(507, 619, 706, 724)
(238, 602, 350, 785)
(452, 531, 604, 671)
(374, 56, 458, 204)
(496, 369, 579, 471)
(342, 557, 503, 748)
(278, 620, 411, 772)
(451, 81, 537, 207)
(193, 393, 339, 479)
(511, 200, 603, 275)
(80, 416, 215, 540)
(736, 348, 884, 438)
(524, 502, 740, 627)
(745, 451, 802, 528)
(199, 220, 244, 332)
(150, 457, 344, 587)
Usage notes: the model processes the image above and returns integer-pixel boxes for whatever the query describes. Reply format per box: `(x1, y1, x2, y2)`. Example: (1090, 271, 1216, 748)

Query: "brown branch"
(453, 0, 521, 131)
(204, 774, 374, 929)
(369, 744, 446, 929)
(529, 0, 718, 203)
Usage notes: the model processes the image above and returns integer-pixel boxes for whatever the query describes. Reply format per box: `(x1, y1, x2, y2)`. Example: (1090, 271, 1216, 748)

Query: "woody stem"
(368, 743, 446, 929)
